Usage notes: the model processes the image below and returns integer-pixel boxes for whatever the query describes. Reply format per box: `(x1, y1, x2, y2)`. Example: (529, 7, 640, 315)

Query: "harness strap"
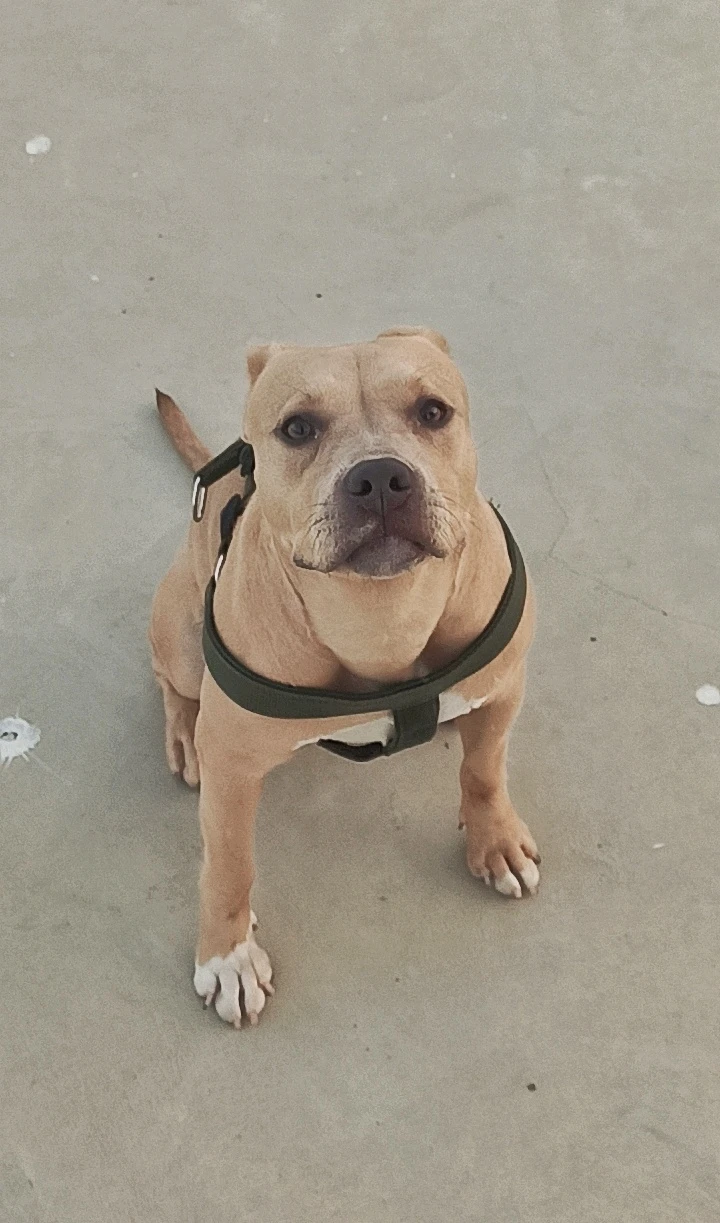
(318, 697, 441, 762)
(193, 438, 527, 762)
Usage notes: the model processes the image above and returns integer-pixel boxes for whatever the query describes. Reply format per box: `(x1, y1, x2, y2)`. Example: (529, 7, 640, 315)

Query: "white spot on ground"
(696, 684, 720, 706)
(652, 843, 665, 850)
(0, 716, 41, 765)
(89, 274, 99, 282)
(25, 136, 52, 155)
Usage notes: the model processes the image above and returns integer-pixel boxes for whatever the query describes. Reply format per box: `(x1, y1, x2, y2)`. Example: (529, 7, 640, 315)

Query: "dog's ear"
(377, 326, 450, 354)
(246, 343, 284, 386)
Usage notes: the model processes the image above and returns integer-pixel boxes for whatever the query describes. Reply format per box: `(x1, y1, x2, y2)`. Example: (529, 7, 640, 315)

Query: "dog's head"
(243, 328, 478, 579)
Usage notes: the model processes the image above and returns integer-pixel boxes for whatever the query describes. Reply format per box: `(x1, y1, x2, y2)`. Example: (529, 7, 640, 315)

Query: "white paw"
(466, 818, 541, 898)
(489, 859, 540, 898)
(194, 919, 273, 1028)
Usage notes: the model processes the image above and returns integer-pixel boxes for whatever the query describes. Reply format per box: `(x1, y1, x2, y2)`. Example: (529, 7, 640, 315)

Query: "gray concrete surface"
(2, 2, 719, 1220)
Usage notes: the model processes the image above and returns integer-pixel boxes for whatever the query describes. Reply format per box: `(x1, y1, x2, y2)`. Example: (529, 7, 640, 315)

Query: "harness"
(193, 439, 527, 763)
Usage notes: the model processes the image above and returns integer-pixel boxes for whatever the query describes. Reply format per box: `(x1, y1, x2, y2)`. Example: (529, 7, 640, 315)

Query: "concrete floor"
(2, 2, 719, 1219)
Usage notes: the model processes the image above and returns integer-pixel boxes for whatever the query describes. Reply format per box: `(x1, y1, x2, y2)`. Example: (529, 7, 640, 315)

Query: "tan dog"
(150, 327, 539, 1027)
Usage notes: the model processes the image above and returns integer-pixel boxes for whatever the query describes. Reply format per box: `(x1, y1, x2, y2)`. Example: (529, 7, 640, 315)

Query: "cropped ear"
(246, 343, 284, 386)
(377, 326, 450, 354)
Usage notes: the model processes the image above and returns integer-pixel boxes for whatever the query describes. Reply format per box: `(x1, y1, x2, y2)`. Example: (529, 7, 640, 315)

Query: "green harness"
(193, 439, 527, 763)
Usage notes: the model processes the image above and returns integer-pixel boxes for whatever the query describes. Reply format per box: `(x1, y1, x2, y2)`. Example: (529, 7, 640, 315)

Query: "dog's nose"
(343, 458, 415, 515)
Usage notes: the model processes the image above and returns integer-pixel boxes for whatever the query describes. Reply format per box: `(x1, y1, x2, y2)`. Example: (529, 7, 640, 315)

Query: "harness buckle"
(191, 439, 256, 523)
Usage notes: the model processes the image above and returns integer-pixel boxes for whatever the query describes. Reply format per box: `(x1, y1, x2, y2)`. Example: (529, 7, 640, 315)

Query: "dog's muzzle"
(296, 457, 447, 577)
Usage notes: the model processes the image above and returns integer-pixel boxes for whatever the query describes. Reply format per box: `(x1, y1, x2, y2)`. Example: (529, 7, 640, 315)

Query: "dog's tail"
(155, 389, 212, 471)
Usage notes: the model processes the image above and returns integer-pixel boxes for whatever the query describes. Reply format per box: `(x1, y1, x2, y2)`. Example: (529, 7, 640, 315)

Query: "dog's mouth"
(341, 535, 430, 578)
(293, 478, 459, 578)
(295, 522, 446, 578)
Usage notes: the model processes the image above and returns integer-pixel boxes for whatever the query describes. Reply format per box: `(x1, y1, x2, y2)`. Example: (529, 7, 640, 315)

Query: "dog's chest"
(293, 689, 486, 751)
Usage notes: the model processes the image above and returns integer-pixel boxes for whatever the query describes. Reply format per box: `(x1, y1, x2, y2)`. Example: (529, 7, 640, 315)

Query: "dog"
(150, 327, 539, 1027)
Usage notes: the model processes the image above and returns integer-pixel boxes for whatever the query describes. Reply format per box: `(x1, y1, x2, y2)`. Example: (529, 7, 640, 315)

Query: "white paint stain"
(0, 716, 41, 765)
(25, 136, 52, 156)
(696, 684, 720, 706)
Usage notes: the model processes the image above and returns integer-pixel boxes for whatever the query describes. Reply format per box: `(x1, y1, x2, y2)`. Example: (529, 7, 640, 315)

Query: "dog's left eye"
(416, 398, 451, 429)
(278, 415, 318, 445)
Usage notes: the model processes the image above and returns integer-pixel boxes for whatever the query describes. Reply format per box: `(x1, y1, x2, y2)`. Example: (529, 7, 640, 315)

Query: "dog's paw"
(463, 814, 540, 898)
(193, 921, 273, 1028)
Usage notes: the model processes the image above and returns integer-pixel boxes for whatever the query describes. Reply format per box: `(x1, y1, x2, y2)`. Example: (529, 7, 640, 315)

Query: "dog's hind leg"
(157, 677, 201, 786)
(149, 549, 205, 786)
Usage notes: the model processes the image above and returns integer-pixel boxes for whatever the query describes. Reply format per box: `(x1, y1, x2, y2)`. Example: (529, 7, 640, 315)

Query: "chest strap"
(193, 440, 526, 762)
(317, 696, 441, 761)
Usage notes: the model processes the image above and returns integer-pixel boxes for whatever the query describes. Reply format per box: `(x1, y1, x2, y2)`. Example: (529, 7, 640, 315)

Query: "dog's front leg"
(457, 666, 541, 899)
(192, 691, 284, 1028)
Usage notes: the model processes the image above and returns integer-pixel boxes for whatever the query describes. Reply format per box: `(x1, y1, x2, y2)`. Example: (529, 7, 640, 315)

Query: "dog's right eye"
(278, 415, 318, 446)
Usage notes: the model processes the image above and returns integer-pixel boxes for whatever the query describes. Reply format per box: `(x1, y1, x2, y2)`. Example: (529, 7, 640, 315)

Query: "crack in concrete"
(519, 406, 571, 556)
(538, 449, 570, 556)
(520, 410, 719, 637)
(548, 552, 720, 637)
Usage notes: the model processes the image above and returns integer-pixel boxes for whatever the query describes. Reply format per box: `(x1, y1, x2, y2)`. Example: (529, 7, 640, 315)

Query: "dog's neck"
(214, 493, 510, 691)
(286, 551, 461, 684)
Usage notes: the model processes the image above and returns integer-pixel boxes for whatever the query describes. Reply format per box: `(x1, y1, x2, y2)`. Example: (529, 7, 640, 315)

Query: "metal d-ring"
(213, 552, 226, 584)
(192, 476, 207, 522)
